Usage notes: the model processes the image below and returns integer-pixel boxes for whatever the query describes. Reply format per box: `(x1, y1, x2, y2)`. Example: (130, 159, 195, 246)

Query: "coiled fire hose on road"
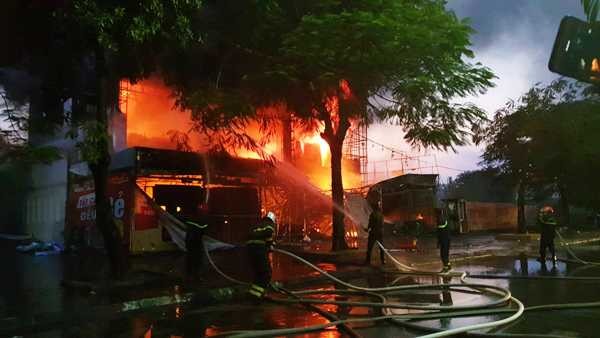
(555, 229, 600, 266)
(202, 244, 361, 336)
(204, 240, 600, 338)
(206, 243, 522, 337)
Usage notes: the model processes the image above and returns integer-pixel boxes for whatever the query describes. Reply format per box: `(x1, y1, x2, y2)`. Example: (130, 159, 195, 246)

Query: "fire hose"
(204, 240, 600, 338)
(206, 243, 522, 337)
(555, 229, 600, 266)
(202, 244, 361, 337)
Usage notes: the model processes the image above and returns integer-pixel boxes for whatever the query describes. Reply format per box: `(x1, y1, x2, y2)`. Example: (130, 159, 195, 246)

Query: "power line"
(365, 136, 409, 156)
(436, 165, 472, 173)
(364, 136, 472, 173)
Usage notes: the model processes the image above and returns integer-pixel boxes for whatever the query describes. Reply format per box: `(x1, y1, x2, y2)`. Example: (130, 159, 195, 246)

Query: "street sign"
(549, 16, 600, 83)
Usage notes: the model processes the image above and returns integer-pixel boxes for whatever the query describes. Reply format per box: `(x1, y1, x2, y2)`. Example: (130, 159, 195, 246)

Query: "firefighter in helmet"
(437, 208, 451, 272)
(538, 205, 558, 265)
(247, 211, 277, 299)
(365, 200, 385, 265)
(185, 204, 209, 281)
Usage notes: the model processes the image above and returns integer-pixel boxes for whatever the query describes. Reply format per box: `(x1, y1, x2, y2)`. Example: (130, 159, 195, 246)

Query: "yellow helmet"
(266, 211, 277, 224)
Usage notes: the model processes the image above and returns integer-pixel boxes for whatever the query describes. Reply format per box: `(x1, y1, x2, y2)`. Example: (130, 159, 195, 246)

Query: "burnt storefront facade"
(66, 147, 268, 253)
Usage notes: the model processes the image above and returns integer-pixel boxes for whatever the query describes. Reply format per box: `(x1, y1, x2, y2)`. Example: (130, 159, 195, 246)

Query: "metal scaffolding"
(343, 122, 368, 186)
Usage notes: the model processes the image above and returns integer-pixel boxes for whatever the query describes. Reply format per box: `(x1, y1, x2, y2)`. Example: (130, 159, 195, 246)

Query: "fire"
(235, 141, 278, 159)
(119, 77, 363, 191)
(298, 129, 329, 167)
(119, 78, 207, 150)
(339, 79, 352, 99)
(592, 58, 600, 77)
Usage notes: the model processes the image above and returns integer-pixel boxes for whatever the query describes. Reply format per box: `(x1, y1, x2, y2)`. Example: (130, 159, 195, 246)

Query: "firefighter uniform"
(365, 206, 385, 265)
(538, 210, 557, 264)
(247, 214, 276, 298)
(437, 213, 451, 271)
(185, 220, 208, 279)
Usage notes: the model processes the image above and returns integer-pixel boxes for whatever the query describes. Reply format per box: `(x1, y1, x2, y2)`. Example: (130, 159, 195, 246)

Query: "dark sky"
(369, 1, 587, 178)
(449, 0, 584, 50)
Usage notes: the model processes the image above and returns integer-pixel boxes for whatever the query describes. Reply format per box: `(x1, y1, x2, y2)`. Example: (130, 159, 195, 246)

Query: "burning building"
(367, 174, 439, 234)
(118, 77, 365, 192)
(66, 147, 269, 252)
(24, 72, 450, 253)
(113, 78, 367, 245)
(25, 76, 368, 251)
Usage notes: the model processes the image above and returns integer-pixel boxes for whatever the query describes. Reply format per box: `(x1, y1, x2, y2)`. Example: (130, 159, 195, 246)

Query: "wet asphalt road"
(3, 238, 600, 338)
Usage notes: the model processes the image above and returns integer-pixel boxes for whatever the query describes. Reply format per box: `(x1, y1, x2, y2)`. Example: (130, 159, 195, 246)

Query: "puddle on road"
(409, 248, 600, 337)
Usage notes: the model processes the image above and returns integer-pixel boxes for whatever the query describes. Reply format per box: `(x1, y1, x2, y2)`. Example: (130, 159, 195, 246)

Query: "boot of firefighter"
(248, 284, 266, 301)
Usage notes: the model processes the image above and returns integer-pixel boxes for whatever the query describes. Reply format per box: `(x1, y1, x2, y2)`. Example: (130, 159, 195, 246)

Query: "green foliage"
(441, 168, 516, 203)
(67, 121, 110, 166)
(68, 0, 201, 51)
(170, 0, 494, 153)
(480, 79, 600, 209)
(164, 0, 494, 249)
(478, 80, 580, 179)
(531, 99, 600, 208)
(582, 0, 600, 22)
(273, 0, 494, 149)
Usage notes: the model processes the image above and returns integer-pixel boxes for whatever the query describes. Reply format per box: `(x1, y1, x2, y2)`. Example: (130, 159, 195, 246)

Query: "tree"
(582, 0, 600, 22)
(479, 79, 600, 230)
(441, 168, 515, 203)
(477, 83, 555, 232)
(529, 98, 600, 221)
(168, 0, 495, 251)
(1, 0, 202, 277)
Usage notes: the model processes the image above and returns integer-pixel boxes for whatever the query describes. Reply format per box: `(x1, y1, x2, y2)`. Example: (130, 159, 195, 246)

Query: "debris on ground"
(15, 240, 63, 256)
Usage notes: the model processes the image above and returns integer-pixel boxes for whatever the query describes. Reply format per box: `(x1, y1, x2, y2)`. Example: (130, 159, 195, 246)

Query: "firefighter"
(185, 206, 209, 281)
(365, 200, 385, 265)
(415, 213, 425, 238)
(247, 211, 277, 299)
(437, 209, 451, 272)
(538, 205, 558, 265)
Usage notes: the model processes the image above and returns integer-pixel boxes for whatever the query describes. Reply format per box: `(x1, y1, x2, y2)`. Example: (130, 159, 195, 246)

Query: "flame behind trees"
(119, 77, 362, 190)
(162, 0, 495, 251)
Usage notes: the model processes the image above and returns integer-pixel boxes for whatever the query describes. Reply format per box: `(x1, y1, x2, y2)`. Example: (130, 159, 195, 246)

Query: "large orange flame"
(119, 77, 362, 191)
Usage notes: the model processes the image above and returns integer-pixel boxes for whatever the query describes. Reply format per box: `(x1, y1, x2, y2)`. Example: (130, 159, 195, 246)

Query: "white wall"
(26, 158, 69, 243)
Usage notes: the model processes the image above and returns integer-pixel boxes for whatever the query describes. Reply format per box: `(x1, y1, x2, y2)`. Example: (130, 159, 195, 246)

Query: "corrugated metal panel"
(27, 158, 68, 244)
(26, 185, 67, 243)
